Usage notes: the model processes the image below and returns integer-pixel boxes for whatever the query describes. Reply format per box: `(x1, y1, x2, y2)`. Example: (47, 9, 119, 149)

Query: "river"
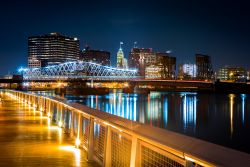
(35, 90, 250, 154)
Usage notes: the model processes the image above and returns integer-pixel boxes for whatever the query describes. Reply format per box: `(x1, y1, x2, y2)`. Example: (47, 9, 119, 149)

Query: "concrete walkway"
(0, 93, 99, 167)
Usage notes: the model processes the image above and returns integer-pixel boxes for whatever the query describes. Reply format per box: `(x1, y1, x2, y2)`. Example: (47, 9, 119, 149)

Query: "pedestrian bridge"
(2, 89, 250, 167)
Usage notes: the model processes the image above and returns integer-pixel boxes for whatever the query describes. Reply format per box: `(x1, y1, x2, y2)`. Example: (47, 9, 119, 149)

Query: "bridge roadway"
(0, 94, 99, 166)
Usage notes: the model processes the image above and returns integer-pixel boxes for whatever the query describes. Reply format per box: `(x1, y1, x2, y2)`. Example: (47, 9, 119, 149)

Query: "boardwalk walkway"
(0, 93, 99, 167)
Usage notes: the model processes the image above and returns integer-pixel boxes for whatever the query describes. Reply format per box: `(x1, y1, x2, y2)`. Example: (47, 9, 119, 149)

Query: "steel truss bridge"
(19, 61, 138, 80)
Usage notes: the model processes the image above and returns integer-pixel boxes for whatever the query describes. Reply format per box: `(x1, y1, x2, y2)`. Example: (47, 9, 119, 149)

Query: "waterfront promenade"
(0, 93, 98, 166)
(2, 90, 250, 167)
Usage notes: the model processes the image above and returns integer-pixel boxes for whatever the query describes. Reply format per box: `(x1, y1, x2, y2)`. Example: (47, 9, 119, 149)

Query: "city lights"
(0, 0, 250, 165)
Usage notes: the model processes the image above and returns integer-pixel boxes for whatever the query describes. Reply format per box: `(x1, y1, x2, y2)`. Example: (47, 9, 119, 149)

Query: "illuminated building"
(178, 64, 197, 79)
(117, 42, 125, 68)
(28, 32, 80, 68)
(129, 48, 176, 78)
(145, 65, 163, 78)
(195, 54, 213, 80)
(116, 42, 129, 69)
(217, 66, 246, 82)
(80, 46, 110, 66)
(28, 56, 42, 68)
(128, 48, 156, 77)
(156, 52, 176, 79)
(123, 57, 128, 69)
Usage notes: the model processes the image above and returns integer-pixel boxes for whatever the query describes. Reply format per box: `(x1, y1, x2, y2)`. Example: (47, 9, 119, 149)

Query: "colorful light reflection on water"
(36, 90, 250, 154)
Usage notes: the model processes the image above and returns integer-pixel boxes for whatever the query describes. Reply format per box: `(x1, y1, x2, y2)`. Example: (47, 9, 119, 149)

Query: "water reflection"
(36, 90, 250, 154)
(241, 94, 246, 125)
(63, 91, 198, 134)
(181, 93, 197, 133)
(229, 94, 235, 137)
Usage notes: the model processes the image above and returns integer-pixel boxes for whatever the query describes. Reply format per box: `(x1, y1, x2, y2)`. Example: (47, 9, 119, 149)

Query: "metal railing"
(3, 89, 250, 167)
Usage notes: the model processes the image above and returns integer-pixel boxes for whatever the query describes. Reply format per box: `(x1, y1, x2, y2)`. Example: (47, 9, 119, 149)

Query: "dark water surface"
(36, 90, 250, 154)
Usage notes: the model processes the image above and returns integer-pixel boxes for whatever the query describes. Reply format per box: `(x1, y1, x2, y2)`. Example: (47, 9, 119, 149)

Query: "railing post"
(186, 159, 195, 167)
(87, 118, 94, 162)
(130, 137, 139, 167)
(36, 97, 39, 110)
(70, 111, 74, 136)
(57, 103, 61, 123)
(61, 105, 65, 128)
(104, 125, 111, 167)
(78, 114, 83, 138)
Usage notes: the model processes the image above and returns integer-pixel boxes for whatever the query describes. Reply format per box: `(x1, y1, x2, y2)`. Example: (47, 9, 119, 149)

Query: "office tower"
(28, 32, 80, 68)
(178, 64, 197, 79)
(217, 66, 246, 82)
(117, 42, 125, 68)
(80, 46, 110, 66)
(128, 48, 156, 77)
(195, 54, 213, 80)
(156, 52, 176, 79)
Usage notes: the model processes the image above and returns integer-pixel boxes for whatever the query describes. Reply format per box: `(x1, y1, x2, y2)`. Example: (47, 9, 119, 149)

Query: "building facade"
(145, 65, 163, 79)
(128, 48, 156, 77)
(117, 42, 127, 68)
(195, 54, 213, 80)
(156, 53, 176, 79)
(28, 32, 80, 68)
(178, 64, 197, 79)
(28, 57, 42, 68)
(128, 48, 176, 79)
(80, 46, 110, 66)
(217, 66, 246, 82)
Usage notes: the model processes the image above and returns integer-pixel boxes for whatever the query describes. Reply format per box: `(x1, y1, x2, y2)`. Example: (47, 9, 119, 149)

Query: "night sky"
(0, 0, 250, 75)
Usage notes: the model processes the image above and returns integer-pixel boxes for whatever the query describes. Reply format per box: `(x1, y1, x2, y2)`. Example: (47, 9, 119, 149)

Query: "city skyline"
(0, 0, 250, 75)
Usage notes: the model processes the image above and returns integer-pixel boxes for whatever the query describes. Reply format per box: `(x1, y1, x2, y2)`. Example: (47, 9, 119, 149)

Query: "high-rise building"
(145, 65, 163, 79)
(117, 42, 125, 68)
(28, 32, 80, 68)
(195, 54, 213, 80)
(129, 49, 176, 79)
(128, 48, 140, 69)
(156, 53, 176, 79)
(123, 58, 128, 69)
(128, 48, 156, 77)
(217, 66, 246, 82)
(80, 46, 110, 66)
(28, 57, 42, 68)
(116, 42, 129, 69)
(178, 64, 197, 79)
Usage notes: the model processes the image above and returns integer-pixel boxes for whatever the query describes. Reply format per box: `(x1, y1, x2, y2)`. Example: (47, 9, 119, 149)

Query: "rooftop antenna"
(120, 41, 123, 50)
(134, 41, 137, 48)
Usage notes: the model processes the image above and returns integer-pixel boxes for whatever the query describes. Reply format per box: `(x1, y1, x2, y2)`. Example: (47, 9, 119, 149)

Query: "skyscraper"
(195, 54, 213, 80)
(117, 42, 124, 68)
(28, 32, 80, 68)
(178, 63, 197, 79)
(156, 52, 176, 79)
(128, 48, 155, 77)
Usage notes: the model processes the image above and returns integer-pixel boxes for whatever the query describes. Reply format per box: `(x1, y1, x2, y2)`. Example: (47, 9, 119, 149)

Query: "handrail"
(3, 89, 250, 167)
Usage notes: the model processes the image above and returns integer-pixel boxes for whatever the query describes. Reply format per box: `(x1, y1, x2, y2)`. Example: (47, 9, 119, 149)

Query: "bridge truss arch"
(20, 61, 138, 80)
